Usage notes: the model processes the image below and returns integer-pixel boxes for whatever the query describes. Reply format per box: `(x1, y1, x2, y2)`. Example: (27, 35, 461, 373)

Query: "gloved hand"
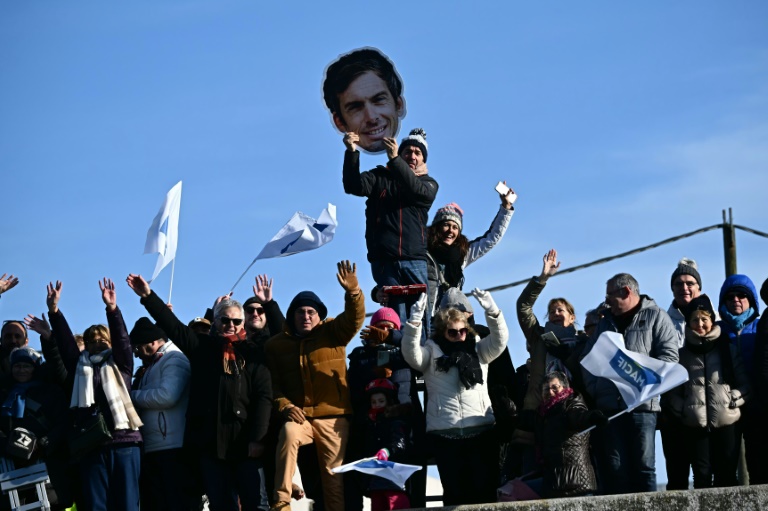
(471, 288, 499, 315)
(586, 410, 609, 428)
(360, 326, 390, 346)
(409, 293, 427, 324)
(375, 448, 389, 461)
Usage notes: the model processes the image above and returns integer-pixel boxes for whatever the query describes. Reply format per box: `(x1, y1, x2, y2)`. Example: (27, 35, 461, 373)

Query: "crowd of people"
(0, 51, 767, 511)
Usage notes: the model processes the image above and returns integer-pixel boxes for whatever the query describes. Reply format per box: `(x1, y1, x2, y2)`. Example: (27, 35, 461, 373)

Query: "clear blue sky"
(2, 1, 767, 488)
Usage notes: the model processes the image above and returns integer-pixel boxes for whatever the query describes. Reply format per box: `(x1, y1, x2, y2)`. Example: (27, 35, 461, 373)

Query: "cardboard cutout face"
(323, 47, 407, 154)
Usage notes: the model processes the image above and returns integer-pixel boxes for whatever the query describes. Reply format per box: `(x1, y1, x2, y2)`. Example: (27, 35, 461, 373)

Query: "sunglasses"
(219, 317, 243, 326)
(446, 328, 468, 337)
(244, 306, 265, 315)
(727, 292, 748, 300)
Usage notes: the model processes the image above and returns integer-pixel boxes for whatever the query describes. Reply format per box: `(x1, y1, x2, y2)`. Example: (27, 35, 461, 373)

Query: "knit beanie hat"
(670, 257, 702, 290)
(129, 317, 168, 346)
(370, 307, 401, 330)
(684, 294, 716, 323)
(288, 291, 328, 321)
(398, 128, 428, 162)
(439, 287, 474, 314)
(9, 346, 42, 367)
(433, 202, 464, 232)
(243, 296, 263, 309)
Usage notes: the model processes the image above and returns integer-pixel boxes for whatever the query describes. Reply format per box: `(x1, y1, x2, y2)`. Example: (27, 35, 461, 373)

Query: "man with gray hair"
(581, 273, 679, 495)
(127, 273, 273, 511)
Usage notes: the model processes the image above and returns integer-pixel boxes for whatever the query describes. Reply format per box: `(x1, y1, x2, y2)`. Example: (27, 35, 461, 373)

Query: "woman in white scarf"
(47, 278, 142, 511)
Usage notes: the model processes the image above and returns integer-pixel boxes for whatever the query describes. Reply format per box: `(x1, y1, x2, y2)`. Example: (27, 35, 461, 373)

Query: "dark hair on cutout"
(323, 48, 403, 117)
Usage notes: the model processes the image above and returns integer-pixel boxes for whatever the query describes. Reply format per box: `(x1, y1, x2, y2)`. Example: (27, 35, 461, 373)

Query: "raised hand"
(336, 260, 360, 295)
(99, 278, 117, 311)
(253, 274, 274, 303)
(540, 249, 561, 281)
(0, 274, 19, 295)
(46, 281, 63, 314)
(409, 293, 427, 324)
(343, 132, 359, 152)
(212, 292, 233, 310)
(360, 326, 390, 346)
(383, 137, 398, 160)
(24, 314, 52, 341)
(126, 274, 151, 298)
(472, 288, 499, 315)
(499, 181, 517, 210)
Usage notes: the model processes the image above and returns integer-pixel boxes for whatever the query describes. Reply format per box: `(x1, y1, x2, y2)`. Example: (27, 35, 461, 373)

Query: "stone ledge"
(409, 484, 768, 510)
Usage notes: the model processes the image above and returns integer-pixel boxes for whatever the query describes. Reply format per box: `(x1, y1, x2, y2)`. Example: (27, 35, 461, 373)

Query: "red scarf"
(538, 387, 574, 416)
(221, 330, 247, 375)
(368, 406, 387, 423)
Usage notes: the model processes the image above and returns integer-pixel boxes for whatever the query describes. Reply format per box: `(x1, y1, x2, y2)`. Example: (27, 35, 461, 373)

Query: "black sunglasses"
(219, 317, 243, 326)
(447, 327, 468, 337)
(244, 306, 265, 315)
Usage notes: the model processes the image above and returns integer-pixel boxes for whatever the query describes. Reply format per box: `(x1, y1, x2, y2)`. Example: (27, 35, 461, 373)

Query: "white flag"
(332, 457, 422, 488)
(580, 331, 688, 410)
(144, 181, 182, 282)
(255, 203, 337, 260)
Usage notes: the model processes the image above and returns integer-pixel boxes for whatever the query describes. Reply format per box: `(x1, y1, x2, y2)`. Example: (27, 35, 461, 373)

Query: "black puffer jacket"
(343, 150, 438, 263)
(535, 391, 596, 498)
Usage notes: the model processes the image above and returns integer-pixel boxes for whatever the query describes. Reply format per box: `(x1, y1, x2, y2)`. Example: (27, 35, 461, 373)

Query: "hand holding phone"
(495, 181, 517, 205)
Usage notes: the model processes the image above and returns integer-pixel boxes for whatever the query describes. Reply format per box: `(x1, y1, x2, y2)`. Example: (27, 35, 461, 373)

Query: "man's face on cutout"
(333, 71, 404, 153)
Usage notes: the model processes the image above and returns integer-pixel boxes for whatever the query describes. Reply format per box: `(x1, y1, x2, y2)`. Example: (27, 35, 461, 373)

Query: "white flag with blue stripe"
(581, 331, 688, 410)
(144, 181, 182, 282)
(332, 457, 422, 488)
(255, 203, 337, 260)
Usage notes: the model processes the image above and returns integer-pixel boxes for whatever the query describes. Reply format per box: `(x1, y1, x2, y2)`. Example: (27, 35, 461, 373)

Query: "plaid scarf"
(221, 330, 247, 375)
(71, 350, 142, 431)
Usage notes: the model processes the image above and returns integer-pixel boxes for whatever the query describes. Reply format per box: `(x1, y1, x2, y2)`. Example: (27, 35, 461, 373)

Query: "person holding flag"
(580, 273, 679, 495)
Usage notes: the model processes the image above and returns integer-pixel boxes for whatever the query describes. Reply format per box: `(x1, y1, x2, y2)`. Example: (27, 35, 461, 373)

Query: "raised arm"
(253, 274, 285, 335)
(472, 289, 508, 364)
(0, 273, 19, 297)
(387, 157, 438, 207)
(517, 250, 560, 339)
(327, 261, 365, 346)
(100, 278, 133, 378)
(46, 281, 81, 375)
(464, 192, 515, 267)
(25, 313, 67, 385)
(342, 137, 376, 197)
(401, 294, 430, 372)
(126, 273, 200, 355)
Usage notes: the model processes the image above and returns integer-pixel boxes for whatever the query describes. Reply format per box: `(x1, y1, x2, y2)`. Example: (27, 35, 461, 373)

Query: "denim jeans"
(592, 411, 657, 494)
(79, 443, 141, 511)
(371, 259, 429, 338)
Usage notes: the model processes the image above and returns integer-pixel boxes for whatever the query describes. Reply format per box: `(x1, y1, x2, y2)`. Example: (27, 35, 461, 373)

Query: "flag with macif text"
(144, 181, 182, 282)
(581, 331, 688, 410)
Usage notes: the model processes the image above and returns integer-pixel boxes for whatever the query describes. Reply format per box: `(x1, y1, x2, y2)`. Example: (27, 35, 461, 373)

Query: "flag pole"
(230, 258, 257, 293)
(168, 258, 176, 304)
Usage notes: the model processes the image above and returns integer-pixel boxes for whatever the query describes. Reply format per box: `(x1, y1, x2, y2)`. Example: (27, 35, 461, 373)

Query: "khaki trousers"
(274, 416, 349, 509)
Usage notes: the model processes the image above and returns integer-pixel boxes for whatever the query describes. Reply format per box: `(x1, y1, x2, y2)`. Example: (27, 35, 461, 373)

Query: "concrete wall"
(408, 484, 768, 510)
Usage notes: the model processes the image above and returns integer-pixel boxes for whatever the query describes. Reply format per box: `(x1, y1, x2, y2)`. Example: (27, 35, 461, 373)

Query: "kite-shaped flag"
(332, 457, 422, 488)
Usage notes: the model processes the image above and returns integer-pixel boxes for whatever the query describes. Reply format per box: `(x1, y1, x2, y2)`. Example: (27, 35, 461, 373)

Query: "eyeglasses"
(726, 292, 748, 301)
(673, 281, 698, 289)
(244, 306, 265, 315)
(446, 328, 468, 337)
(219, 317, 243, 326)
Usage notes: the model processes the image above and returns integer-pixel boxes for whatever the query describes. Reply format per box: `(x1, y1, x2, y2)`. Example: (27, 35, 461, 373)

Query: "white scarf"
(71, 350, 142, 431)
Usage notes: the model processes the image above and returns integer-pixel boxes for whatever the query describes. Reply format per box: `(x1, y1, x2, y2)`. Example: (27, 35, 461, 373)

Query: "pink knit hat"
(370, 307, 401, 330)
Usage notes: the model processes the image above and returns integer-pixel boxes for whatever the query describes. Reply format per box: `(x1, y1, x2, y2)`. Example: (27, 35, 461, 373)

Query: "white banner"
(144, 181, 182, 282)
(332, 457, 421, 488)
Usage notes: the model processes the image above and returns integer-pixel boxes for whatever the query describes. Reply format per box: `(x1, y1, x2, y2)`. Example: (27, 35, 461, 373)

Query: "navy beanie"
(288, 291, 328, 321)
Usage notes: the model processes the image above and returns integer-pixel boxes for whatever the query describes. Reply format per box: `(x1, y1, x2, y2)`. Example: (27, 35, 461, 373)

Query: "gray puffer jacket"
(664, 325, 751, 429)
(582, 295, 679, 412)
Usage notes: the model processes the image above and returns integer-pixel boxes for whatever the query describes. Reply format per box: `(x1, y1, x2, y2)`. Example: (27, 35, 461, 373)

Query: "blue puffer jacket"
(718, 274, 761, 382)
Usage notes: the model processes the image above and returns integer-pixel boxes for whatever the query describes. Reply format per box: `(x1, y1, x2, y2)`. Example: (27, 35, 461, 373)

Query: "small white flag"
(144, 181, 182, 282)
(332, 457, 422, 488)
(581, 331, 688, 410)
(255, 203, 337, 260)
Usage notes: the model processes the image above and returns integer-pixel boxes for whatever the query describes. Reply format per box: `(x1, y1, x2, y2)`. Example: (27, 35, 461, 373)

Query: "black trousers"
(660, 414, 691, 490)
(429, 429, 499, 506)
(684, 422, 741, 489)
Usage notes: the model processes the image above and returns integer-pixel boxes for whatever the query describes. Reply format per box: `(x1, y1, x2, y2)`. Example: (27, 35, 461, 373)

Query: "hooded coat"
(717, 274, 761, 380)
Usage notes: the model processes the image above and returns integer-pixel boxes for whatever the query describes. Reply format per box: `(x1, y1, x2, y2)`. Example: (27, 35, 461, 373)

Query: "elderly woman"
(665, 295, 750, 488)
(402, 290, 508, 505)
(425, 190, 515, 318)
(127, 273, 272, 511)
(47, 279, 143, 511)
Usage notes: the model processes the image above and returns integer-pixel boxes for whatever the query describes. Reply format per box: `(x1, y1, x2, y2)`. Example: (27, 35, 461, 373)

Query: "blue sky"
(2, 1, 767, 489)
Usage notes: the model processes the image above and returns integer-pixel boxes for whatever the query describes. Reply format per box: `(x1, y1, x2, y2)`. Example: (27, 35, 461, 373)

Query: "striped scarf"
(221, 330, 247, 375)
(71, 350, 142, 431)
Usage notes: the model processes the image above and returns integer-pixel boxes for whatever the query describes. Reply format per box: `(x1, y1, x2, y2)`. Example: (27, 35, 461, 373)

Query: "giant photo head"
(323, 47, 407, 154)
